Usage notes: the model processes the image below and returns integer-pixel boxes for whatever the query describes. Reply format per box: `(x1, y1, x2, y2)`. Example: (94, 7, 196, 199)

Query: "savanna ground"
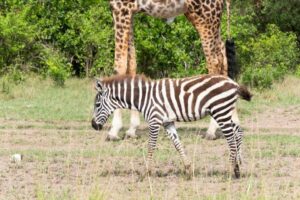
(0, 76, 300, 200)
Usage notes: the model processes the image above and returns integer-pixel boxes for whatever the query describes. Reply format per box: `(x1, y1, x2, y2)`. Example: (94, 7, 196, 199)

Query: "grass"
(0, 76, 94, 121)
(1, 75, 300, 199)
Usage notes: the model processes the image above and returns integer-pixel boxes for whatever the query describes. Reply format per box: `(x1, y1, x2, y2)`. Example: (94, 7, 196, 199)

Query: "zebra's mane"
(101, 74, 151, 84)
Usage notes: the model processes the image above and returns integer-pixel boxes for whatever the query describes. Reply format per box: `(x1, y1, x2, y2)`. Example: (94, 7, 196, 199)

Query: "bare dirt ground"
(1, 106, 300, 200)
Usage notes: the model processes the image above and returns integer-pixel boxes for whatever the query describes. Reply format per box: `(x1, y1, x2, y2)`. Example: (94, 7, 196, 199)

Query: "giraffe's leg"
(205, 117, 219, 140)
(185, 1, 228, 75)
(107, 109, 122, 141)
(125, 20, 140, 138)
(164, 122, 192, 179)
(127, 19, 137, 76)
(185, 6, 228, 139)
(125, 111, 140, 138)
(111, 4, 133, 75)
(108, 6, 133, 140)
(205, 106, 239, 140)
(231, 107, 240, 126)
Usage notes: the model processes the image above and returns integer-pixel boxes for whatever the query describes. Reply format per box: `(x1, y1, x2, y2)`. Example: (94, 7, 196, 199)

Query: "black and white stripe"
(91, 74, 251, 178)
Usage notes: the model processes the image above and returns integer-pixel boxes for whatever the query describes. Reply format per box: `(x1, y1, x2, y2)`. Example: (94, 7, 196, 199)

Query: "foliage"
(134, 15, 206, 78)
(234, 0, 300, 42)
(0, 5, 40, 73)
(240, 24, 299, 88)
(42, 46, 71, 86)
(259, 0, 300, 42)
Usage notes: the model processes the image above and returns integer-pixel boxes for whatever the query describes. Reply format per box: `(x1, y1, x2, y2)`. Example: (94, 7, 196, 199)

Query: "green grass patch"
(0, 76, 94, 121)
(245, 134, 300, 158)
(246, 134, 300, 145)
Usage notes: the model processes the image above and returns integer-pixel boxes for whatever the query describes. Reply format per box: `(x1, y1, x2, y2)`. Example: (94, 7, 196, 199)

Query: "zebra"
(91, 74, 252, 178)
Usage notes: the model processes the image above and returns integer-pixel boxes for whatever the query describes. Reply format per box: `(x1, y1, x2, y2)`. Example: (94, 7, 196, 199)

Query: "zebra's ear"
(95, 79, 104, 92)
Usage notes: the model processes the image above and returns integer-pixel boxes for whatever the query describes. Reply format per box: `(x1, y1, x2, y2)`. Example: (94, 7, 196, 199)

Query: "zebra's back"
(153, 75, 240, 122)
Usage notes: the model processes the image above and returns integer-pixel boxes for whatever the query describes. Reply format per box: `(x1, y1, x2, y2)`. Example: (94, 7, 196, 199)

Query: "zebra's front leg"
(163, 122, 192, 179)
(145, 123, 161, 176)
(137, 123, 160, 182)
(137, 123, 159, 181)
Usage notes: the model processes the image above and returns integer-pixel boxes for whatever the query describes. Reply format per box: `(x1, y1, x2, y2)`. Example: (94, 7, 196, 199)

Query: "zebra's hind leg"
(233, 122, 243, 165)
(214, 117, 241, 178)
(164, 122, 192, 179)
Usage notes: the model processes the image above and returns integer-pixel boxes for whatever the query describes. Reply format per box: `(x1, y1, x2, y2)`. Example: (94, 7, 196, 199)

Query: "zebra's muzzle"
(91, 119, 102, 131)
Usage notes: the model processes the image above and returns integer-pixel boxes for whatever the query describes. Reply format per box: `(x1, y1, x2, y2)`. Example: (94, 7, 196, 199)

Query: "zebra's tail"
(237, 85, 252, 101)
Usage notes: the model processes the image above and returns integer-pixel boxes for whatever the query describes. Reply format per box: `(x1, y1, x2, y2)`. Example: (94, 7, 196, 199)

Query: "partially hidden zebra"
(91, 74, 252, 178)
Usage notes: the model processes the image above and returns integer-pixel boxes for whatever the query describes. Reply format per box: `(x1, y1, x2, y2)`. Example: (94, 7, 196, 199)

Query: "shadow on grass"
(98, 165, 256, 180)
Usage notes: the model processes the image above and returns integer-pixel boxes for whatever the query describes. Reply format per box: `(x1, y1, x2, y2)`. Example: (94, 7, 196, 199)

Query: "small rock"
(11, 154, 23, 163)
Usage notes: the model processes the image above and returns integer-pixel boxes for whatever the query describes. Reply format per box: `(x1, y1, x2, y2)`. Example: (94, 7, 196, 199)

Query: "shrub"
(42, 46, 71, 86)
(0, 5, 39, 74)
(134, 15, 206, 78)
(240, 24, 299, 88)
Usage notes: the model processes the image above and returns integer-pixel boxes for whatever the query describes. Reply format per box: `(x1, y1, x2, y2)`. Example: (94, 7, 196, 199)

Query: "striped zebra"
(91, 74, 252, 178)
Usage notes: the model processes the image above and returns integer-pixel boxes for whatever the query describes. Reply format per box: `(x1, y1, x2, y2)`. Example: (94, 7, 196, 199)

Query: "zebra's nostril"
(91, 119, 102, 130)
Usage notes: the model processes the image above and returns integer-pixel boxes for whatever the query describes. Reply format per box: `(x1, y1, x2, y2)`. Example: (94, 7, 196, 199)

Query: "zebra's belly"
(167, 111, 205, 122)
(138, 0, 187, 19)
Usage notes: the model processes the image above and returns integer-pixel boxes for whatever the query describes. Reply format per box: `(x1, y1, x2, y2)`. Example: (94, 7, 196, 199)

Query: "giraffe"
(107, 0, 232, 141)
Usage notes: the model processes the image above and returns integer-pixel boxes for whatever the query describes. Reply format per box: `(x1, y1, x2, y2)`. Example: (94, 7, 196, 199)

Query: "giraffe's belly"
(138, 0, 187, 19)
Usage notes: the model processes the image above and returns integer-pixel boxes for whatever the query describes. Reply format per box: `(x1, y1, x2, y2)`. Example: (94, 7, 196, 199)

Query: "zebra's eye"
(95, 102, 101, 107)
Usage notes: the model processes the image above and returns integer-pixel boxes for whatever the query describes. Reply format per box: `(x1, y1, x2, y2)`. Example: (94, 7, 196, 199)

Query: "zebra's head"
(91, 79, 114, 131)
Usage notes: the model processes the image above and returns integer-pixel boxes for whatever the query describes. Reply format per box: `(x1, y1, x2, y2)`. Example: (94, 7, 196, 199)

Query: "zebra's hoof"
(184, 164, 192, 180)
(136, 173, 145, 182)
(238, 157, 243, 165)
(125, 129, 138, 139)
(205, 133, 217, 140)
(124, 133, 137, 139)
(105, 135, 121, 141)
(136, 169, 152, 182)
(234, 164, 240, 179)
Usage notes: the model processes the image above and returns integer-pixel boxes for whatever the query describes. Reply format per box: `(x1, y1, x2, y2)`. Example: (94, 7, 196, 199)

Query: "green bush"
(135, 15, 206, 78)
(0, 5, 39, 74)
(240, 24, 299, 88)
(72, 3, 114, 76)
(42, 47, 71, 86)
